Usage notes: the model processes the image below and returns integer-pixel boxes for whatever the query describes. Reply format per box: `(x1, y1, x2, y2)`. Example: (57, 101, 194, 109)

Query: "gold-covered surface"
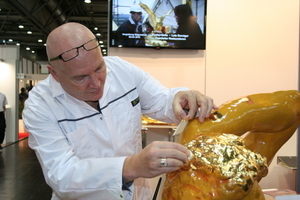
(163, 133, 268, 200)
(186, 133, 268, 182)
(141, 115, 169, 125)
(163, 90, 300, 200)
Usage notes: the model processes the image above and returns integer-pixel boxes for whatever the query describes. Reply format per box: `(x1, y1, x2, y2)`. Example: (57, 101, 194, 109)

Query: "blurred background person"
(19, 87, 28, 119)
(174, 4, 204, 49)
(0, 92, 8, 149)
(117, 4, 146, 46)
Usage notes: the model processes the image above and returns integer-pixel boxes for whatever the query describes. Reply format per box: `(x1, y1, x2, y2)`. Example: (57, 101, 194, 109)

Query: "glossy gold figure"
(163, 90, 300, 200)
(139, 3, 173, 33)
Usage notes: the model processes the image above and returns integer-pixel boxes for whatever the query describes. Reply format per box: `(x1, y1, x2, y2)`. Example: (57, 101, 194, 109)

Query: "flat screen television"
(109, 0, 206, 50)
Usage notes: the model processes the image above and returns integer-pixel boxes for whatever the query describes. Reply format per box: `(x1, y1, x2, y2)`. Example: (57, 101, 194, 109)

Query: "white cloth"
(23, 56, 187, 200)
(0, 92, 8, 112)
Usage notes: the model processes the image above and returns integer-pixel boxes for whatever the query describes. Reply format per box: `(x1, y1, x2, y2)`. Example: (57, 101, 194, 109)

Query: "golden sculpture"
(142, 114, 169, 125)
(163, 90, 300, 200)
(139, 3, 173, 47)
(139, 3, 173, 32)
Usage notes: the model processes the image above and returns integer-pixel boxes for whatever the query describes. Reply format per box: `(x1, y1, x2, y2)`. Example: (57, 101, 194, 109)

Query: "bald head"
(46, 22, 95, 63)
(45, 22, 106, 103)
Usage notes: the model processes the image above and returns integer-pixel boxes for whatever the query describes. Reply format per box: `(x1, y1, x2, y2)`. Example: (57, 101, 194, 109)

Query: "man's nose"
(88, 73, 101, 87)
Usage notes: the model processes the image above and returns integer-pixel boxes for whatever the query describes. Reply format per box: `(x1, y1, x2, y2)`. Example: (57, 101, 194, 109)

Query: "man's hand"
(173, 90, 218, 122)
(122, 141, 190, 183)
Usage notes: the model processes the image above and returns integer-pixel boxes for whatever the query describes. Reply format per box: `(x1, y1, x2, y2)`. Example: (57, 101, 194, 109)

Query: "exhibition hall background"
(0, 0, 299, 192)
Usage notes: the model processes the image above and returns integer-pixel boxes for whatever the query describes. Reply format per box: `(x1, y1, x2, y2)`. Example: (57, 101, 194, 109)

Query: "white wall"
(0, 45, 19, 144)
(110, 0, 299, 190)
(109, 47, 206, 92)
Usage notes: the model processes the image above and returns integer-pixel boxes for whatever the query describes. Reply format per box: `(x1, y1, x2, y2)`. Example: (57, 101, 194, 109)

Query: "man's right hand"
(122, 141, 190, 183)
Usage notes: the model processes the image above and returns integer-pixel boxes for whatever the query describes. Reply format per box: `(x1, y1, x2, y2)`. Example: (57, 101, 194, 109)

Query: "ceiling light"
(27, 31, 32, 34)
(38, 39, 43, 42)
(16, 43, 20, 46)
(8, 39, 13, 42)
(26, 47, 30, 50)
(94, 27, 98, 30)
(19, 25, 24, 28)
(96, 33, 101, 36)
(85, 0, 91, 3)
(31, 51, 35, 54)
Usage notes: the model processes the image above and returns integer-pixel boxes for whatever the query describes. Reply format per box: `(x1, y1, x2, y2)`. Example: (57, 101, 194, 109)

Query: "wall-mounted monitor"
(109, 0, 206, 50)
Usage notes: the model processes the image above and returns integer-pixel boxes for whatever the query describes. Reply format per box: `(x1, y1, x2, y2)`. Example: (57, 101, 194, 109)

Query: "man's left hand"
(173, 90, 218, 123)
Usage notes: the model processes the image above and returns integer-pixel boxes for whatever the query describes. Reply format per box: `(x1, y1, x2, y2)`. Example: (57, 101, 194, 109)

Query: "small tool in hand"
(173, 110, 223, 136)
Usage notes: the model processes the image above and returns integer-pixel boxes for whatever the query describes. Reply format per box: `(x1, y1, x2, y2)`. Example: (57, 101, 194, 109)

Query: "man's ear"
(47, 65, 60, 82)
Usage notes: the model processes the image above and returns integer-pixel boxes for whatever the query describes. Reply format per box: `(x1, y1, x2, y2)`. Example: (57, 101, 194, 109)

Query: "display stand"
(141, 125, 177, 148)
(278, 156, 297, 170)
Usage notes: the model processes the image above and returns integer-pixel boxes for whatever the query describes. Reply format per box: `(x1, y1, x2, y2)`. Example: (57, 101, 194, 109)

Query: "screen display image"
(109, 0, 206, 49)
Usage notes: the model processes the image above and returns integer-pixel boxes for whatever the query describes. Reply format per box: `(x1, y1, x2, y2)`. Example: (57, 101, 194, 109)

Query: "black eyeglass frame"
(49, 38, 100, 62)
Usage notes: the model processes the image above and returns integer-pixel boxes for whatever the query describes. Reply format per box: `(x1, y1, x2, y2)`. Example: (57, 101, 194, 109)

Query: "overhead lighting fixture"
(16, 43, 20, 46)
(26, 47, 30, 50)
(85, 0, 91, 3)
(27, 31, 32, 34)
(31, 51, 35, 54)
(19, 25, 24, 29)
(94, 27, 98, 31)
(8, 39, 13, 42)
(38, 39, 43, 43)
(96, 33, 101, 36)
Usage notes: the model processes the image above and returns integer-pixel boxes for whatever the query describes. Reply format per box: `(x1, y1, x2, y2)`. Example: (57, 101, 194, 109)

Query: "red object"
(19, 132, 29, 140)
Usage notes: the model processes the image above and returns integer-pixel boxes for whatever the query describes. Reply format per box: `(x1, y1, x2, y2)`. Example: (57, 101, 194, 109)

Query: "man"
(23, 22, 217, 200)
(116, 4, 145, 46)
(18, 87, 28, 119)
(0, 92, 8, 150)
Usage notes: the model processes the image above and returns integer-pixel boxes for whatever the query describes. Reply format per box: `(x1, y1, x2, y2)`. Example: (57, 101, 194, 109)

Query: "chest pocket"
(112, 97, 141, 149)
(65, 126, 97, 159)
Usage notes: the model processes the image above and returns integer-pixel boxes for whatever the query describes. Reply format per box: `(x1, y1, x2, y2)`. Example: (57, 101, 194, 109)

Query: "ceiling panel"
(0, 0, 108, 61)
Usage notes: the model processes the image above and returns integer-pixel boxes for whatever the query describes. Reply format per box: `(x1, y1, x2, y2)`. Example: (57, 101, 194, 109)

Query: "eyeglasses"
(49, 38, 100, 62)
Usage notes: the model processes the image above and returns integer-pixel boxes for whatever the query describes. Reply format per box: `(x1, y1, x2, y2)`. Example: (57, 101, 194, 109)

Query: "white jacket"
(23, 56, 187, 200)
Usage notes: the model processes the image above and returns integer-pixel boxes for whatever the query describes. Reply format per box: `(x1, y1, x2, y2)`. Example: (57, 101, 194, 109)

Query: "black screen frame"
(108, 0, 207, 50)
